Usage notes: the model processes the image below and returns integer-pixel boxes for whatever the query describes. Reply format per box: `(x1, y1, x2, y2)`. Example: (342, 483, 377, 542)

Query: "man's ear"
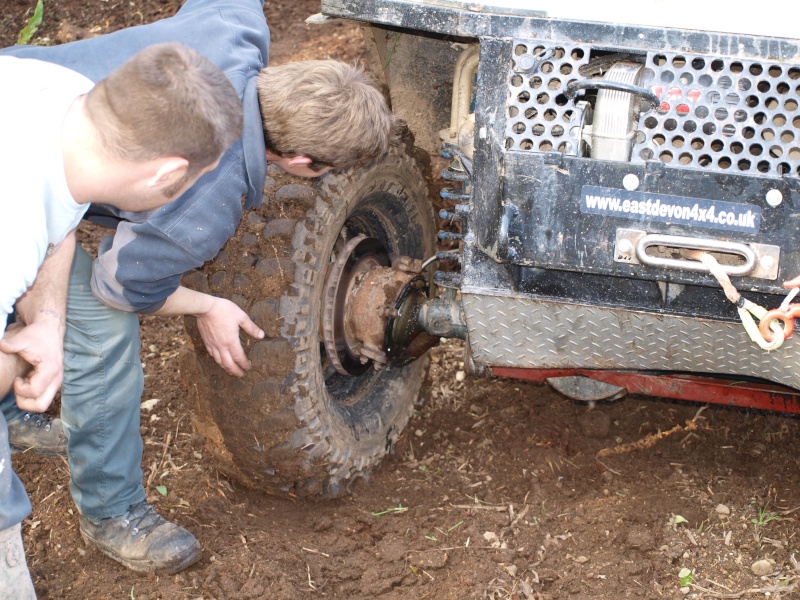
(148, 156, 189, 189)
(286, 155, 313, 167)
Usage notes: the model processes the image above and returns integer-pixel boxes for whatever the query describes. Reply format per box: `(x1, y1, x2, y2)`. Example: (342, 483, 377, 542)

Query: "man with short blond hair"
(0, 42, 241, 596)
(258, 59, 398, 172)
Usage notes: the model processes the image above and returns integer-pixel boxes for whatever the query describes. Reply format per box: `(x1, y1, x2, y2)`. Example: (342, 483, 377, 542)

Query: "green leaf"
(447, 520, 464, 533)
(678, 567, 694, 586)
(155, 485, 168, 496)
(673, 514, 688, 525)
(17, 0, 44, 46)
(371, 504, 407, 517)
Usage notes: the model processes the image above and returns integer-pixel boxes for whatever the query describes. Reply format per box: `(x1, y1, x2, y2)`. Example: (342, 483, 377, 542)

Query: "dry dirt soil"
(3, 1, 800, 599)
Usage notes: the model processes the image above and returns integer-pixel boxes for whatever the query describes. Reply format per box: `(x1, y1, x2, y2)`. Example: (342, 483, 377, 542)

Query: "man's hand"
(1, 231, 75, 412)
(0, 323, 32, 401)
(153, 285, 264, 377)
(0, 321, 63, 412)
(196, 297, 264, 377)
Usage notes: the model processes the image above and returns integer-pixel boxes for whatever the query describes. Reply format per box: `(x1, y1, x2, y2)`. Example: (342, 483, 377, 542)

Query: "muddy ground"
(2, 1, 800, 599)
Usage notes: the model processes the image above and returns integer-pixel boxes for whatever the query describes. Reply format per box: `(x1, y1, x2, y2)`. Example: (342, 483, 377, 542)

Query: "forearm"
(151, 285, 216, 318)
(153, 285, 263, 377)
(0, 351, 29, 398)
(2, 233, 76, 411)
(15, 231, 76, 333)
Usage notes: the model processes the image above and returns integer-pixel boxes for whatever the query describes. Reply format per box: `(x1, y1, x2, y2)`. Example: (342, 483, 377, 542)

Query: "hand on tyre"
(196, 297, 265, 377)
(0, 321, 63, 413)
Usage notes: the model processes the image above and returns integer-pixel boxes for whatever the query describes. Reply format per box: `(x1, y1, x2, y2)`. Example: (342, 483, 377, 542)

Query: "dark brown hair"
(85, 42, 243, 178)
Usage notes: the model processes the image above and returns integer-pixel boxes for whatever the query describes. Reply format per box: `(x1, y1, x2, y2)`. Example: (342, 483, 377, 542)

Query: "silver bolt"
(618, 239, 634, 255)
(759, 255, 776, 270)
(766, 189, 783, 207)
(623, 174, 640, 191)
(516, 54, 536, 71)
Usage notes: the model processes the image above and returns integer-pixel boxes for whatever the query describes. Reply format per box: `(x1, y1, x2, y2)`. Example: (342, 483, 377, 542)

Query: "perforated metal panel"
(504, 41, 800, 177)
(636, 52, 800, 176)
(504, 42, 591, 155)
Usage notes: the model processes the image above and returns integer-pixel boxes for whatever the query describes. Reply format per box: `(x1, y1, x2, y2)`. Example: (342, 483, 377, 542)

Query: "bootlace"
(122, 502, 166, 537)
(22, 412, 52, 431)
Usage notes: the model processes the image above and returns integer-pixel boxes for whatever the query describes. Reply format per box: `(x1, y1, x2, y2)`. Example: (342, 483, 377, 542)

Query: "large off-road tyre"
(181, 143, 436, 498)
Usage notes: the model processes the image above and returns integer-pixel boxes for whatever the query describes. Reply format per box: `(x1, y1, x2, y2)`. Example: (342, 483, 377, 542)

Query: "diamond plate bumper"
(462, 292, 800, 390)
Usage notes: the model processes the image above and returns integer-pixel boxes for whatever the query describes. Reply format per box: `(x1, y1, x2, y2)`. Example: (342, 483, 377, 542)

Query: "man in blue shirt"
(1, 0, 397, 574)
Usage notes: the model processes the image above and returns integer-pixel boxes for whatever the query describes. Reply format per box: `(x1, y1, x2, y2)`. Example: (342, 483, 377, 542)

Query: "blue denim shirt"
(1, 0, 270, 312)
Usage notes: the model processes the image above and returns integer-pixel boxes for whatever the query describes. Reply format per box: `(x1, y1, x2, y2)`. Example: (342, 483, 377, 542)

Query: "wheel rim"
(321, 194, 421, 408)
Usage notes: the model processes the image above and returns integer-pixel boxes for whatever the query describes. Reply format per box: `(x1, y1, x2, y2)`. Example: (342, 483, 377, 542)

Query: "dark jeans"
(1, 245, 145, 519)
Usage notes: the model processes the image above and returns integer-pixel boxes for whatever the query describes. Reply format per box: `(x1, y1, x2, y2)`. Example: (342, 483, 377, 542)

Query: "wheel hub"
(322, 235, 432, 375)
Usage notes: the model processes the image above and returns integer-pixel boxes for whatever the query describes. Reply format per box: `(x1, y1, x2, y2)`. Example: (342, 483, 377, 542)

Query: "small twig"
(306, 564, 317, 591)
(704, 578, 734, 592)
(680, 432, 701, 445)
(145, 460, 158, 488)
(450, 504, 507, 511)
(692, 405, 709, 422)
(408, 545, 501, 554)
(508, 505, 530, 529)
(595, 458, 621, 476)
(690, 579, 799, 598)
(597, 419, 698, 459)
(157, 432, 172, 474)
(41, 489, 59, 503)
(464, 494, 494, 505)
(174, 414, 185, 444)
(302, 547, 331, 557)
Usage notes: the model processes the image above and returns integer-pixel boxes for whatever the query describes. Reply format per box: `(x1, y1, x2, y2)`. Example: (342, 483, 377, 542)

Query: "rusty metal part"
(322, 235, 433, 375)
(322, 236, 390, 376)
(384, 275, 438, 367)
(759, 303, 800, 342)
(348, 267, 411, 366)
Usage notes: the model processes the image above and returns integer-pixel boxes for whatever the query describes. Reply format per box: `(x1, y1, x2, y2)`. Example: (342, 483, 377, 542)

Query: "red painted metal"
(490, 367, 800, 415)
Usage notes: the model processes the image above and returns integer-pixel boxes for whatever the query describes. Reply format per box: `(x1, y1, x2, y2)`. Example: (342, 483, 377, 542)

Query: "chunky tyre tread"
(184, 145, 435, 498)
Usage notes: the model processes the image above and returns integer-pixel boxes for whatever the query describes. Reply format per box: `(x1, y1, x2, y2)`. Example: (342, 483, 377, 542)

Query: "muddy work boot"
(78, 501, 201, 574)
(7, 412, 68, 456)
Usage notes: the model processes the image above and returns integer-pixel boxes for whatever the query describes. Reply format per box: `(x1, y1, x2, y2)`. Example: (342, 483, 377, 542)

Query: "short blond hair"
(85, 42, 243, 177)
(257, 60, 398, 169)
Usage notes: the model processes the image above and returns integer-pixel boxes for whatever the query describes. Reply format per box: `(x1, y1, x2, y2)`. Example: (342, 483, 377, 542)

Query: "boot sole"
(79, 528, 202, 574)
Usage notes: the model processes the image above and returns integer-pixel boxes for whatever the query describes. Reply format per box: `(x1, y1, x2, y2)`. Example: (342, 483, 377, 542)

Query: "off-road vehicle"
(183, 0, 800, 497)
